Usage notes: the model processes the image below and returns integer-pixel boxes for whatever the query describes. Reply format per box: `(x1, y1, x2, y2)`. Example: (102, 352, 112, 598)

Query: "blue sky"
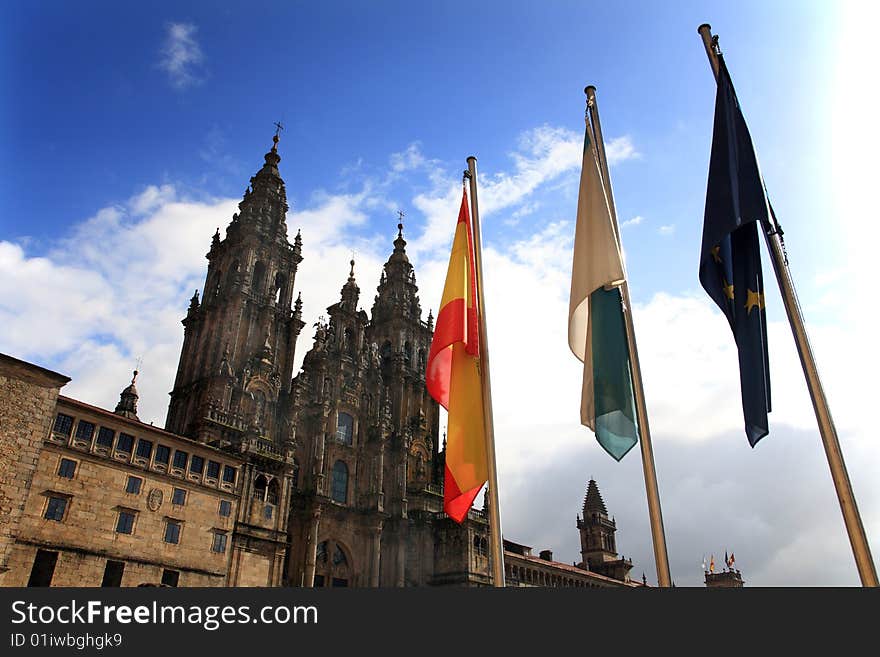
(3, 1, 877, 587)
(3, 0, 838, 301)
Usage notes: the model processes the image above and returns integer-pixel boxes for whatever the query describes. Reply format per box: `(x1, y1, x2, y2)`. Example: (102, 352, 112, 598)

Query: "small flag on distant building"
(426, 190, 488, 522)
(699, 54, 772, 446)
(568, 117, 638, 461)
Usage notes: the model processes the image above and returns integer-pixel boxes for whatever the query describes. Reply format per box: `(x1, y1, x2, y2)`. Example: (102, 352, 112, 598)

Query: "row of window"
(504, 563, 597, 588)
(53, 414, 237, 484)
(42, 496, 229, 553)
(44, 491, 232, 522)
(28, 549, 183, 588)
(100, 559, 182, 587)
(55, 458, 234, 518)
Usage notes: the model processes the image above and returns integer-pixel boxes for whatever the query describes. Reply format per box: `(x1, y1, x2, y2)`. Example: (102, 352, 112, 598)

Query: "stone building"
(0, 135, 640, 588)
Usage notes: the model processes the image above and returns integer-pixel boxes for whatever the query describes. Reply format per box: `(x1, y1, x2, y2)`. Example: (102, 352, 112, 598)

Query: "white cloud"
(389, 143, 426, 172)
(159, 23, 205, 89)
(621, 215, 644, 229)
(410, 126, 639, 260)
(604, 135, 639, 165)
(657, 224, 675, 236)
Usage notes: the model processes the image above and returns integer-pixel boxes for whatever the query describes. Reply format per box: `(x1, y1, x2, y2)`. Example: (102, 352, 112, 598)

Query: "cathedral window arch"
(380, 340, 392, 368)
(336, 412, 354, 446)
(274, 272, 286, 305)
(344, 327, 356, 356)
(252, 261, 267, 295)
(266, 479, 279, 506)
(314, 539, 352, 587)
(213, 270, 223, 299)
(330, 461, 348, 504)
(254, 474, 268, 501)
(403, 340, 412, 363)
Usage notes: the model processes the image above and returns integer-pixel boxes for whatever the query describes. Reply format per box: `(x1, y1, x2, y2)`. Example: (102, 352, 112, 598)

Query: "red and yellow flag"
(426, 189, 487, 523)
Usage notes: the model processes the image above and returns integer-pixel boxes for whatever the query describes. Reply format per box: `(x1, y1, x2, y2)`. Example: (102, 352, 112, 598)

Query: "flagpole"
(697, 24, 878, 587)
(466, 156, 506, 588)
(584, 86, 672, 588)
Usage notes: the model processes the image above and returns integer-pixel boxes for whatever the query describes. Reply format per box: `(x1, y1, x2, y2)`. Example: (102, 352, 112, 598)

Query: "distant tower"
(165, 133, 305, 445)
(114, 370, 140, 420)
(577, 479, 633, 581)
(705, 554, 744, 587)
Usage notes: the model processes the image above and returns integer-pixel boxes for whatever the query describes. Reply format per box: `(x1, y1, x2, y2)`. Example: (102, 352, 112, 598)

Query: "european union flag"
(700, 55, 772, 446)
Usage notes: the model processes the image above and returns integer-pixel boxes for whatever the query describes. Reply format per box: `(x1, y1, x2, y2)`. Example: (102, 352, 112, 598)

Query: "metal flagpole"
(584, 86, 672, 588)
(466, 156, 506, 587)
(697, 24, 878, 587)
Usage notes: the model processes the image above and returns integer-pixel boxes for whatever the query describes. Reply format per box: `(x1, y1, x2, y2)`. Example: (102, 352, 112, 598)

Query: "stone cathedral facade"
(0, 137, 640, 589)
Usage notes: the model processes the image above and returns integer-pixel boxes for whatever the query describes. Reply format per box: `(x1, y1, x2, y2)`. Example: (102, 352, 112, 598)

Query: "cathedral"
(0, 135, 640, 588)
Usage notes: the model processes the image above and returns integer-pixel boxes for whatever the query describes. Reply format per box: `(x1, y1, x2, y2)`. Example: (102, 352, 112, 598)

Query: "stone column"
(396, 534, 406, 587)
(370, 522, 383, 587)
(303, 507, 321, 587)
(314, 430, 326, 496)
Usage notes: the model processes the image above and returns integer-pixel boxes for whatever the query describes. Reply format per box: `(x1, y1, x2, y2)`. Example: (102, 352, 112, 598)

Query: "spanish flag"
(426, 189, 488, 523)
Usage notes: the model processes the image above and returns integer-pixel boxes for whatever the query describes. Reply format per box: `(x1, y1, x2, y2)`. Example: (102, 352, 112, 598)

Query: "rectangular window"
(161, 569, 179, 587)
(115, 511, 135, 534)
(172, 450, 188, 469)
(155, 445, 171, 465)
(125, 476, 142, 494)
(189, 455, 204, 474)
(164, 520, 181, 544)
(74, 420, 95, 442)
(172, 488, 186, 505)
(313, 575, 325, 587)
(44, 496, 67, 521)
(263, 504, 274, 520)
(53, 413, 74, 437)
(206, 460, 221, 479)
(101, 560, 125, 587)
(219, 500, 232, 517)
(211, 533, 228, 553)
(222, 465, 236, 484)
(27, 550, 59, 587)
(116, 433, 134, 453)
(57, 458, 77, 479)
(96, 427, 115, 448)
(135, 439, 153, 459)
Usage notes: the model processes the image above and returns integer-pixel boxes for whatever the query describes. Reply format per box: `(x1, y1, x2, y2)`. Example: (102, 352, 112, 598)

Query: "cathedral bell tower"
(577, 479, 633, 581)
(165, 133, 305, 448)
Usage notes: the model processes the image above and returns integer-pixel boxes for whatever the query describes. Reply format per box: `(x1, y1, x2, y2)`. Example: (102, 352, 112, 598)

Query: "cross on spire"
(271, 121, 284, 152)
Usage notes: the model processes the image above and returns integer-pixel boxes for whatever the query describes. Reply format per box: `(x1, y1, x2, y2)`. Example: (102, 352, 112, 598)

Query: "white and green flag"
(568, 122, 639, 461)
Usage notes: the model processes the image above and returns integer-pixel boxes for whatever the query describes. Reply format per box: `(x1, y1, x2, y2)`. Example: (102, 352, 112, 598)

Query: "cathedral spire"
(391, 213, 409, 263)
(583, 478, 608, 516)
(339, 258, 360, 311)
(114, 370, 140, 420)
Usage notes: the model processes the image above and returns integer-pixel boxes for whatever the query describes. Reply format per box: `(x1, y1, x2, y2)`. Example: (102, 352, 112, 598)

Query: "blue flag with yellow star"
(700, 54, 771, 447)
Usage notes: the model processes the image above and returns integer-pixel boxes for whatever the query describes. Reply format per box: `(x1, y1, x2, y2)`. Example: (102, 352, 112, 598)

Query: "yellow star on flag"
(745, 289, 765, 314)
(711, 245, 722, 263)
(722, 279, 734, 300)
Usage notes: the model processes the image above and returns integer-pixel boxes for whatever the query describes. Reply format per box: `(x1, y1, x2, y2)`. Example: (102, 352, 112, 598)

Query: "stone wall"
(0, 354, 69, 576)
